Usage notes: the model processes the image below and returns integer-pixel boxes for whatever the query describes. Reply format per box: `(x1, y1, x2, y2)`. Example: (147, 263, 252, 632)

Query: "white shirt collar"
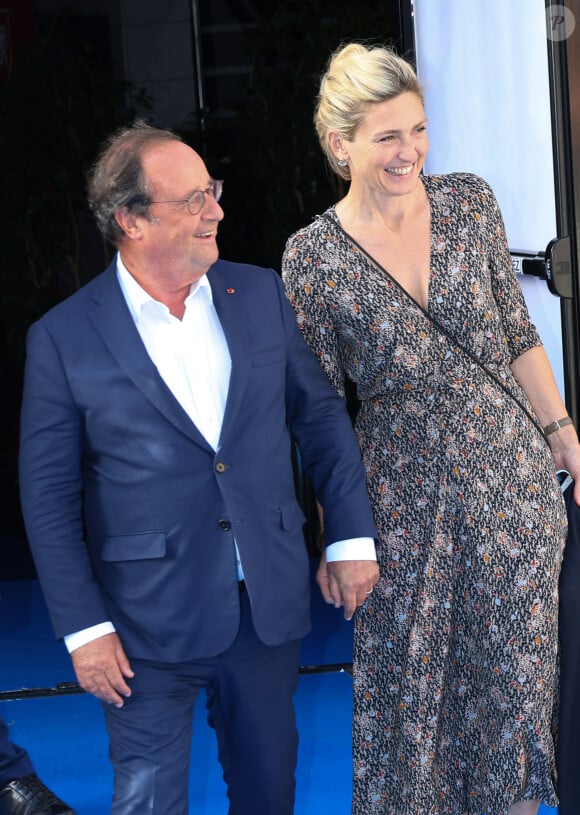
(116, 252, 213, 324)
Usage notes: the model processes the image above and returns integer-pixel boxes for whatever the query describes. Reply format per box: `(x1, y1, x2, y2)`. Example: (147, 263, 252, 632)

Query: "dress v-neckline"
(324, 198, 435, 321)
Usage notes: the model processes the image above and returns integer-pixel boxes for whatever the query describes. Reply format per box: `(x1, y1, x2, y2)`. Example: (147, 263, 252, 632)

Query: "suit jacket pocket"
(101, 531, 167, 562)
(279, 501, 306, 530)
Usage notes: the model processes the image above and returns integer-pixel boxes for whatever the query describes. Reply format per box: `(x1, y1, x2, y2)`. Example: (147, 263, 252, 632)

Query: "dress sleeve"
(479, 178, 542, 362)
(282, 227, 347, 397)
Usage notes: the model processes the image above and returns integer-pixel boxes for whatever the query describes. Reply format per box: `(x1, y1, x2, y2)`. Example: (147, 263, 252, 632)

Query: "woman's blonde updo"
(314, 42, 424, 180)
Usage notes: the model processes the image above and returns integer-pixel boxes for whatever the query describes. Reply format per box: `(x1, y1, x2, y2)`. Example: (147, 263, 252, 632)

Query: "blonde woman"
(282, 41, 580, 815)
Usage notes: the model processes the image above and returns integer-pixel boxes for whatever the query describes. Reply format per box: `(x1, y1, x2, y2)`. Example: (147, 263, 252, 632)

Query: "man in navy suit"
(18, 122, 378, 815)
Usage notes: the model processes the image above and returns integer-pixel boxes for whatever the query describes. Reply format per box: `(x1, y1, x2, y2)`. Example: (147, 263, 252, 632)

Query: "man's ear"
(114, 206, 144, 241)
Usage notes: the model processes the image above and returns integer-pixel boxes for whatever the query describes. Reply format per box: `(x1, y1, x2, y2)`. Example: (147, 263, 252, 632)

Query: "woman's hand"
(548, 427, 580, 505)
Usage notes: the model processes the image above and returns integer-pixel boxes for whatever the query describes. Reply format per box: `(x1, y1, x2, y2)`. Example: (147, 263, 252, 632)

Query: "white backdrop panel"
(413, 0, 564, 395)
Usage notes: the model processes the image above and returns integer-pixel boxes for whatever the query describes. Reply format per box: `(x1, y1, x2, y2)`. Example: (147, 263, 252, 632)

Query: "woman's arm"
(511, 345, 580, 502)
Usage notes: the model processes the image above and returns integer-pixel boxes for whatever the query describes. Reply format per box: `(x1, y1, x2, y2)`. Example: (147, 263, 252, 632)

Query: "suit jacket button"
(218, 519, 231, 531)
(215, 462, 227, 473)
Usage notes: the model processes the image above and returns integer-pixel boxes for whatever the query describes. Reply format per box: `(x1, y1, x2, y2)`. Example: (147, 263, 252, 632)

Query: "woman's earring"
(337, 158, 348, 167)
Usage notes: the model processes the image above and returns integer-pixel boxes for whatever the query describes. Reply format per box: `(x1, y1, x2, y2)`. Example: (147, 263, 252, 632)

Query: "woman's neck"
(336, 178, 427, 234)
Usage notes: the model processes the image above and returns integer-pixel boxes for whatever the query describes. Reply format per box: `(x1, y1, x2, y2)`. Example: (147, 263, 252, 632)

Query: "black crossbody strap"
(320, 213, 548, 446)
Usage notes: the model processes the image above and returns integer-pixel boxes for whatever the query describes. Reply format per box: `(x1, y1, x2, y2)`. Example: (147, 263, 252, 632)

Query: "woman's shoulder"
(423, 171, 494, 195)
(282, 206, 345, 289)
(283, 206, 338, 252)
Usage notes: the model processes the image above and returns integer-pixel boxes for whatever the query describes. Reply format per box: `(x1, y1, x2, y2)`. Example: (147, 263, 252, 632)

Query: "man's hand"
(71, 632, 135, 708)
(317, 555, 379, 621)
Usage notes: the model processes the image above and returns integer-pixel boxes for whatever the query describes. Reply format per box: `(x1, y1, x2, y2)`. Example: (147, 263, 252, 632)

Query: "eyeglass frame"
(147, 178, 223, 216)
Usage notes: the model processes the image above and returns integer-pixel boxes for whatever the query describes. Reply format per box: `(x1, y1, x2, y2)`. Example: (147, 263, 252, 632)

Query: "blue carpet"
(0, 674, 354, 814)
(0, 575, 558, 814)
(0, 571, 355, 813)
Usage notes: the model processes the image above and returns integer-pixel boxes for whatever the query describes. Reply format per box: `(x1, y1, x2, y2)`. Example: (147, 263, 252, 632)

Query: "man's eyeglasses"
(148, 179, 223, 216)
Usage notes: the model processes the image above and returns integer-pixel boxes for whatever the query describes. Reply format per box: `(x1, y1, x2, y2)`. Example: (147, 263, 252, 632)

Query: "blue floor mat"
(0, 576, 558, 814)
(1, 672, 354, 814)
(0, 573, 355, 814)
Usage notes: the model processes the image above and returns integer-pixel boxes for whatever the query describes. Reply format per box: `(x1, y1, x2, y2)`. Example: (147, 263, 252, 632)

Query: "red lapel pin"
(226, 288, 235, 294)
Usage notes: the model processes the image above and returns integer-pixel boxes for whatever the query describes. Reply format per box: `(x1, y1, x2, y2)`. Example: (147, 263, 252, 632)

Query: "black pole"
(0, 663, 355, 702)
(189, 0, 206, 142)
(397, 0, 416, 59)
(545, 0, 580, 426)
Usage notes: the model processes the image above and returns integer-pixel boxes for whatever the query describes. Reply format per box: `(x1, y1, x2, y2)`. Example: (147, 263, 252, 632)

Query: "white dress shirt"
(64, 254, 375, 652)
(117, 255, 232, 450)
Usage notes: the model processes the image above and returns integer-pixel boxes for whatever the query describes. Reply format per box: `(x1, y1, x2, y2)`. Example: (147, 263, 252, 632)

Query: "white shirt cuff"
(325, 537, 377, 562)
(64, 621, 116, 653)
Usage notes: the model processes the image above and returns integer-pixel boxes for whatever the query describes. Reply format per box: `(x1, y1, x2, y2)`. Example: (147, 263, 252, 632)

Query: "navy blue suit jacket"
(19, 258, 377, 662)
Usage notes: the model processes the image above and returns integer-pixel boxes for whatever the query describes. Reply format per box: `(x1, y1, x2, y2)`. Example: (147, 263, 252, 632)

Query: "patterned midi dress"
(281, 173, 566, 815)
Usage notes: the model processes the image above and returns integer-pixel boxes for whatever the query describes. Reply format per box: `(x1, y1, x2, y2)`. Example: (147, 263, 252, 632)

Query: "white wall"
(413, 0, 565, 396)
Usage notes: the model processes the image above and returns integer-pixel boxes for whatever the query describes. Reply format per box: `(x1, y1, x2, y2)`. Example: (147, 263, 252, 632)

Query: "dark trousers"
(0, 716, 34, 787)
(557, 481, 580, 815)
(102, 587, 301, 815)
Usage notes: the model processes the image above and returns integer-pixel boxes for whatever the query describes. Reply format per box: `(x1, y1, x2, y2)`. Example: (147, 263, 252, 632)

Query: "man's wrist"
(325, 537, 377, 562)
(64, 621, 116, 653)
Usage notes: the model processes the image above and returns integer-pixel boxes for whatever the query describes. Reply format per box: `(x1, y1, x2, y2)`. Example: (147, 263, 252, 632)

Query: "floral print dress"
(282, 173, 566, 815)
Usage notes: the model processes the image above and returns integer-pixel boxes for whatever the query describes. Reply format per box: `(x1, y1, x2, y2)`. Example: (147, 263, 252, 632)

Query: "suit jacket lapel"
(88, 263, 213, 450)
(209, 264, 251, 449)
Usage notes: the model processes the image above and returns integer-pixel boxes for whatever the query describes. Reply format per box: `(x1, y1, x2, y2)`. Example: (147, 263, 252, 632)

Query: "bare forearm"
(511, 346, 580, 501)
(510, 345, 568, 427)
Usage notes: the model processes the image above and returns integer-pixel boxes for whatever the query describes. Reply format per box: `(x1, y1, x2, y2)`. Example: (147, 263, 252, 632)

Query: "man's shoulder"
(208, 258, 282, 293)
(209, 258, 278, 280)
(207, 260, 291, 324)
(34, 263, 115, 328)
